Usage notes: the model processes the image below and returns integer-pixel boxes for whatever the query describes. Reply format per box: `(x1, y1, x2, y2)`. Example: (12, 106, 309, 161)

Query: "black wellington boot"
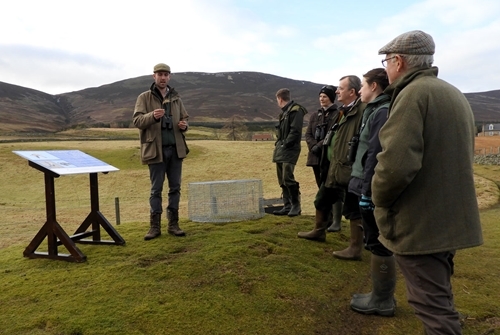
(287, 183, 301, 217)
(350, 254, 396, 316)
(326, 200, 343, 232)
(273, 186, 291, 216)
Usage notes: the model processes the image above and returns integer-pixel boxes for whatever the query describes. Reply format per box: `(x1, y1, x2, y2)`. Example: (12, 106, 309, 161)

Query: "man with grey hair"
(373, 30, 483, 334)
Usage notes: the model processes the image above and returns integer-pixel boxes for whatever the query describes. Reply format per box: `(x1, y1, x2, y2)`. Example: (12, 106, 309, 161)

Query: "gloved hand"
(311, 144, 322, 155)
(359, 195, 374, 211)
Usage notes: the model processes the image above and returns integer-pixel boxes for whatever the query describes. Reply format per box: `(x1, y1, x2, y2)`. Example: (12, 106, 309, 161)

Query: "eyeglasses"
(381, 56, 397, 68)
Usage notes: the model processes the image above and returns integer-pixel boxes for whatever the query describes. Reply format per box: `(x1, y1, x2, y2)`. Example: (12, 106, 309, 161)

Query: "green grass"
(1, 138, 499, 335)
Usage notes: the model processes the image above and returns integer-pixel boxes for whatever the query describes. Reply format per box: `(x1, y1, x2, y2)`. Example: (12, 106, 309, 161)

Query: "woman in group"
(304, 85, 343, 232)
(347, 68, 395, 316)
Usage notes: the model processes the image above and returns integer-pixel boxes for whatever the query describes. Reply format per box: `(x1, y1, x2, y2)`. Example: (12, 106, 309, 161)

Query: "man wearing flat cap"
(372, 30, 483, 333)
(133, 63, 190, 240)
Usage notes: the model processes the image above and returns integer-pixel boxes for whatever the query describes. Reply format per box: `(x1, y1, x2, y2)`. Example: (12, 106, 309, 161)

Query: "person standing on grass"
(133, 63, 190, 240)
(346, 68, 395, 317)
(272, 88, 308, 217)
(298, 76, 365, 258)
(373, 30, 483, 334)
(304, 85, 344, 232)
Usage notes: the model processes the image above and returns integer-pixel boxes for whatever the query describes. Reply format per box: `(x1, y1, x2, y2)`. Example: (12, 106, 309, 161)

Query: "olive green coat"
(372, 67, 483, 255)
(133, 84, 189, 164)
(272, 101, 308, 164)
(324, 98, 365, 188)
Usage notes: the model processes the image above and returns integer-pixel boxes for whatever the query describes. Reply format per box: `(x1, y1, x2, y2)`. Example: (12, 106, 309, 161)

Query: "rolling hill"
(1, 72, 499, 133)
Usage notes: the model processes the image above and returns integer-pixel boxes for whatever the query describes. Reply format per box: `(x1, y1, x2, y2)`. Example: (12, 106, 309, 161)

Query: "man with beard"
(133, 63, 190, 240)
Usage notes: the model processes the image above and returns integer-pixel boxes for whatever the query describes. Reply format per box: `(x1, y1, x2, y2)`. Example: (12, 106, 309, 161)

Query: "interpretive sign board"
(13, 150, 119, 175)
(14, 150, 125, 262)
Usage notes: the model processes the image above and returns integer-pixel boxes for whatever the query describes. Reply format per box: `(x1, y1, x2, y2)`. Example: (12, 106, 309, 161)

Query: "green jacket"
(133, 83, 190, 165)
(350, 94, 391, 189)
(324, 98, 365, 188)
(272, 101, 308, 164)
(372, 67, 483, 255)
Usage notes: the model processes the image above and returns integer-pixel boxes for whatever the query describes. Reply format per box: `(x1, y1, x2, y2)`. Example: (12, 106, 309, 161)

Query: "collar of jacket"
(366, 93, 391, 109)
(341, 98, 361, 115)
(281, 100, 294, 112)
(149, 83, 179, 102)
(384, 66, 438, 100)
(318, 104, 338, 114)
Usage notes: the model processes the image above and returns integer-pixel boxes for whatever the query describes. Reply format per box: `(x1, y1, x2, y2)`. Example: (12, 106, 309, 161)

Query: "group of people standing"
(270, 30, 483, 335)
(132, 29, 483, 335)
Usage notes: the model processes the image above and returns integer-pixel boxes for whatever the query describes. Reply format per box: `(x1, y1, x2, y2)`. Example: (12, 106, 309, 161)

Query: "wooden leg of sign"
(71, 173, 125, 245)
(23, 173, 87, 262)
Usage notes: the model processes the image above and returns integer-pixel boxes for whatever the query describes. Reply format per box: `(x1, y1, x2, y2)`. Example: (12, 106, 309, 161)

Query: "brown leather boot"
(297, 209, 329, 242)
(144, 213, 161, 240)
(167, 209, 186, 237)
(332, 219, 363, 260)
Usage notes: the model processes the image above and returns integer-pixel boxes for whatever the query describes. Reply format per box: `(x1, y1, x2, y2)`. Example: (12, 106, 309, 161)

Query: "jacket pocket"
(141, 139, 157, 161)
(374, 207, 397, 240)
(335, 162, 352, 187)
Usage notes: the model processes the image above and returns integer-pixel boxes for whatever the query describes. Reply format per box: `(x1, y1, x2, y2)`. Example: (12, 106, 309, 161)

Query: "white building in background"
(482, 123, 500, 136)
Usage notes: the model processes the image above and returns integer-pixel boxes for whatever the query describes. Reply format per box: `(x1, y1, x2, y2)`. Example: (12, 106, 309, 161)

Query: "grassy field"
(0, 135, 499, 335)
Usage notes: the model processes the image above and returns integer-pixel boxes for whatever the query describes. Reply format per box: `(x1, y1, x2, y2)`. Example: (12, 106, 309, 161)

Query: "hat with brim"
(378, 30, 435, 55)
(154, 63, 171, 73)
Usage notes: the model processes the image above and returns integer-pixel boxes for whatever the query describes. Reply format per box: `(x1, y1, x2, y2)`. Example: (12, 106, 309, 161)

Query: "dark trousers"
(276, 162, 297, 188)
(360, 206, 393, 257)
(314, 184, 360, 220)
(396, 251, 460, 335)
(148, 146, 183, 214)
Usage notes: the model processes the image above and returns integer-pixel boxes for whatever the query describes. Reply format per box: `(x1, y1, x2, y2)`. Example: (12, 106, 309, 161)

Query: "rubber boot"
(350, 254, 396, 316)
(333, 219, 363, 260)
(144, 213, 161, 240)
(273, 186, 291, 216)
(326, 201, 343, 232)
(297, 209, 329, 242)
(167, 208, 186, 237)
(287, 183, 301, 217)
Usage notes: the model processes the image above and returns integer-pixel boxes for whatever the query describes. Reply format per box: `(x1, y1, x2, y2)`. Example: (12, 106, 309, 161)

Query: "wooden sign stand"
(23, 161, 125, 262)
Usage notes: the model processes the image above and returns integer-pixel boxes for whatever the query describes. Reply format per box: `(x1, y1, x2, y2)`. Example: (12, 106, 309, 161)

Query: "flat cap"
(378, 30, 435, 55)
(153, 63, 171, 73)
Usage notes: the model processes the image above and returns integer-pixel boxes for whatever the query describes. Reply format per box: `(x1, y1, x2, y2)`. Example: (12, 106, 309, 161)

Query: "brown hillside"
(57, 72, 326, 126)
(0, 82, 68, 132)
(1, 72, 500, 133)
(465, 90, 500, 122)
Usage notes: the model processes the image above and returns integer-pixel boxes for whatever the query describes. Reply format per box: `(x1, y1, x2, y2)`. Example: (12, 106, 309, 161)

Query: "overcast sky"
(1, 0, 499, 95)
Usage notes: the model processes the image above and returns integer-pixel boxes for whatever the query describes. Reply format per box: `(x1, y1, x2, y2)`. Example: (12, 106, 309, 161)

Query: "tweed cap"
(378, 30, 435, 55)
(319, 85, 337, 103)
(153, 63, 171, 73)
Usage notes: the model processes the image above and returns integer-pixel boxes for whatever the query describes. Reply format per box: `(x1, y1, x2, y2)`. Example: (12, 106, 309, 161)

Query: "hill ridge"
(1, 72, 500, 132)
